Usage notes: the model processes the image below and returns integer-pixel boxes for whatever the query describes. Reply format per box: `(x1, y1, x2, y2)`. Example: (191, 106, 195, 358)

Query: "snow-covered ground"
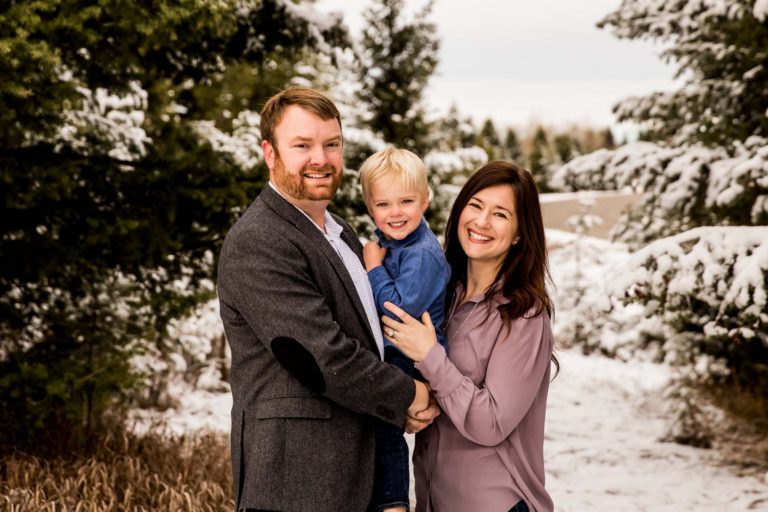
(545, 350, 768, 511)
(540, 190, 643, 240)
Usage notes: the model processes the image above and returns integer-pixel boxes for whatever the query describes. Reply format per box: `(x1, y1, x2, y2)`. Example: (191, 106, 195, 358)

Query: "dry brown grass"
(707, 383, 768, 476)
(0, 428, 234, 511)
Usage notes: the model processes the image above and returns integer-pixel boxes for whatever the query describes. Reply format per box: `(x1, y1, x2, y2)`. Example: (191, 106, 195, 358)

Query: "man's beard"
(272, 156, 342, 202)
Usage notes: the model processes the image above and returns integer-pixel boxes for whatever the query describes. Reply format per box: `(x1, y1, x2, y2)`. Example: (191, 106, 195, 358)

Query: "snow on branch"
(610, 226, 768, 383)
(237, 0, 350, 61)
(281, 0, 345, 55)
(552, 138, 768, 244)
(598, 0, 748, 41)
(424, 146, 488, 181)
(56, 81, 151, 161)
(192, 110, 263, 171)
(598, 0, 766, 146)
(755, 0, 768, 21)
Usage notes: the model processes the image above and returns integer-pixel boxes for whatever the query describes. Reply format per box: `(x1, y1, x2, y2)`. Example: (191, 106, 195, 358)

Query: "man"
(217, 86, 436, 512)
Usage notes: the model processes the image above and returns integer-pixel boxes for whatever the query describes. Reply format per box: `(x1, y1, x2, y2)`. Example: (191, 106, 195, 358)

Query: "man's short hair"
(260, 86, 342, 145)
(359, 146, 430, 207)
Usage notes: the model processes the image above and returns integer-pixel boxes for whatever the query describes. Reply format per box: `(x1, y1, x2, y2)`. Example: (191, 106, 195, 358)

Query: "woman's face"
(458, 184, 519, 267)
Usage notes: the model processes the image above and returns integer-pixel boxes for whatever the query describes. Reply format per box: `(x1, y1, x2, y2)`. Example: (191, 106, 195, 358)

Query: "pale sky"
(315, 0, 680, 138)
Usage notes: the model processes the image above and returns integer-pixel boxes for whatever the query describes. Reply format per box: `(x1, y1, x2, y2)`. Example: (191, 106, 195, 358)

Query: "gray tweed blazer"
(217, 185, 415, 512)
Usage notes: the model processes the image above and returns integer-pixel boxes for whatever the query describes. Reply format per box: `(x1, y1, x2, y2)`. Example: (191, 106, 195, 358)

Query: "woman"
(382, 161, 557, 512)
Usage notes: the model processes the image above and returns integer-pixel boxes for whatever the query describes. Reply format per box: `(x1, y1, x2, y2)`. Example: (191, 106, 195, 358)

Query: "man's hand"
(407, 379, 429, 415)
(405, 395, 440, 434)
(363, 241, 387, 271)
(406, 381, 440, 434)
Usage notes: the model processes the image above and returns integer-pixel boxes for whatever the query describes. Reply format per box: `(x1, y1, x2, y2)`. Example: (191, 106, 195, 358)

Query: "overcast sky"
(315, 0, 680, 138)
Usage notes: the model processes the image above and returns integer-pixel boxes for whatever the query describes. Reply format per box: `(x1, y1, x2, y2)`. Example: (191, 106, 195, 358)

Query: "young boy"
(359, 146, 450, 512)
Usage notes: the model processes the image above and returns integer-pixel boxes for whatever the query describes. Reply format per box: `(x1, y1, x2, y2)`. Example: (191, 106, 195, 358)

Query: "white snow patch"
(754, 0, 768, 21)
(544, 350, 768, 511)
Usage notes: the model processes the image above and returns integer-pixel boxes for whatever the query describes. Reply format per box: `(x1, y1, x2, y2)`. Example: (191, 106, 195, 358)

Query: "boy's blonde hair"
(359, 146, 429, 206)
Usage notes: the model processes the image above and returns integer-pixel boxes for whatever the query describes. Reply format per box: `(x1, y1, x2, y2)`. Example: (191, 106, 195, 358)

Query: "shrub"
(551, 138, 768, 246)
(613, 227, 768, 401)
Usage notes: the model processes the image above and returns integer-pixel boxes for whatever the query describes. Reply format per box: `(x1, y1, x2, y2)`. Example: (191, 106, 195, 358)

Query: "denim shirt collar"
(375, 218, 429, 250)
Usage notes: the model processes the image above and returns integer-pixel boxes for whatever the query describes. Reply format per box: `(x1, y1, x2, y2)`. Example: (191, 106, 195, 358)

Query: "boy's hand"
(363, 241, 387, 271)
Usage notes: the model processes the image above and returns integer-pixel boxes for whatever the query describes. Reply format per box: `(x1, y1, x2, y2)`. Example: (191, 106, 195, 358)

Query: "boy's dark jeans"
(372, 347, 416, 511)
(509, 500, 529, 512)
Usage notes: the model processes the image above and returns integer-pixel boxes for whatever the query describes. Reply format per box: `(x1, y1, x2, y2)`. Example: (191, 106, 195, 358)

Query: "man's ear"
(262, 140, 275, 170)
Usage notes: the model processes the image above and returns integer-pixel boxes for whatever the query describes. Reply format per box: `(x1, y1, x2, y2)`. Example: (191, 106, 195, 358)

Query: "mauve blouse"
(413, 288, 554, 512)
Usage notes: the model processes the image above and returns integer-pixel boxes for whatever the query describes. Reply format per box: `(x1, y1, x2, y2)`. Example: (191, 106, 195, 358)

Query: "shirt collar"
(268, 181, 336, 236)
(324, 211, 343, 239)
(375, 218, 429, 249)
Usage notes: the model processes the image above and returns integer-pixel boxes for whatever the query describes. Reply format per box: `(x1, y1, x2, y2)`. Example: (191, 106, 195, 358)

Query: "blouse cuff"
(415, 344, 464, 397)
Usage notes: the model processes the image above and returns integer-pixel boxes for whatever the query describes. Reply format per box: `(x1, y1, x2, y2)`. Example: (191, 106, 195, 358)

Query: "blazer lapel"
(338, 221, 365, 265)
(259, 186, 378, 350)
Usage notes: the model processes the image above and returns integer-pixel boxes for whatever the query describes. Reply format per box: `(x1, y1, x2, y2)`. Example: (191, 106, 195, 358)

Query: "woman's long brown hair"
(443, 160, 559, 374)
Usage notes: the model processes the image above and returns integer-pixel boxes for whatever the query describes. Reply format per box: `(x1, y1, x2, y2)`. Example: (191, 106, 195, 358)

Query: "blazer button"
(376, 405, 395, 420)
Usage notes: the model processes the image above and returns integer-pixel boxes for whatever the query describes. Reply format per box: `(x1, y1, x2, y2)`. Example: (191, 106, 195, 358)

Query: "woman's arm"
(383, 303, 552, 447)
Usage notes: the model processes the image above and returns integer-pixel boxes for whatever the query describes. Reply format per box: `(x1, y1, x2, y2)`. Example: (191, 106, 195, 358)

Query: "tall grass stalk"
(0, 427, 233, 511)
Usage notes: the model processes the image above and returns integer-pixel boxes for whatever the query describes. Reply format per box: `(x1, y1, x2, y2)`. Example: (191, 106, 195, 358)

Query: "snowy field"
(545, 350, 768, 511)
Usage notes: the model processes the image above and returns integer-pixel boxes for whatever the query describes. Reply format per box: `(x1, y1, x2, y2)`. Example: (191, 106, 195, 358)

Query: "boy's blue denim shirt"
(368, 219, 450, 351)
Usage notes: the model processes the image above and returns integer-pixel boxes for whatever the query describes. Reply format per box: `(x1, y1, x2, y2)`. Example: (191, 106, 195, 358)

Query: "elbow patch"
(270, 336, 326, 394)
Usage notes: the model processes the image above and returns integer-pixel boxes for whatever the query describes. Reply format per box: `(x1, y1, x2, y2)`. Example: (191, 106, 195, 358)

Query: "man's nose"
(309, 145, 327, 167)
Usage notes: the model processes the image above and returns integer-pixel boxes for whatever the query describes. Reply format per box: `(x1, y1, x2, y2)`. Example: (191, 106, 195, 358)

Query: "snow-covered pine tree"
(599, 0, 768, 147)
(529, 126, 554, 192)
(550, 0, 768, 432)
(504, 127, 524, 163)
(553, 0, 768, 244)
(478, 118, 502, 160)
(615, 227, 768, 406)
(356, 0, 439, 155)
(0, 0, 351, 455)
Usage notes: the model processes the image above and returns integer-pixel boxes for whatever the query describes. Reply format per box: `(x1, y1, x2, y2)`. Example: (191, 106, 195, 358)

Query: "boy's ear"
(421, 195, 429, 213)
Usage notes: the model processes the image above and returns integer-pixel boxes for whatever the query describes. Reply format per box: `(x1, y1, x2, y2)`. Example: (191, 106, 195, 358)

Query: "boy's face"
(367, 176, 429, 240)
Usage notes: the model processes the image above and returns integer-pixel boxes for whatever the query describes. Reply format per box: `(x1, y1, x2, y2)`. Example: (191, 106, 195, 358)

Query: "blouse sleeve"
(415, 312, 552, 447)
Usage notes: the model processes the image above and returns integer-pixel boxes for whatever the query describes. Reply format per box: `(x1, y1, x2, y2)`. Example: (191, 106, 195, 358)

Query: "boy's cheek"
(369, 210, 387, 230)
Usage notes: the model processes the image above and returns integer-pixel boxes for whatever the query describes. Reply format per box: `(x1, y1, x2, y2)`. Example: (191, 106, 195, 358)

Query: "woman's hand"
(382, 301, 437, 363)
